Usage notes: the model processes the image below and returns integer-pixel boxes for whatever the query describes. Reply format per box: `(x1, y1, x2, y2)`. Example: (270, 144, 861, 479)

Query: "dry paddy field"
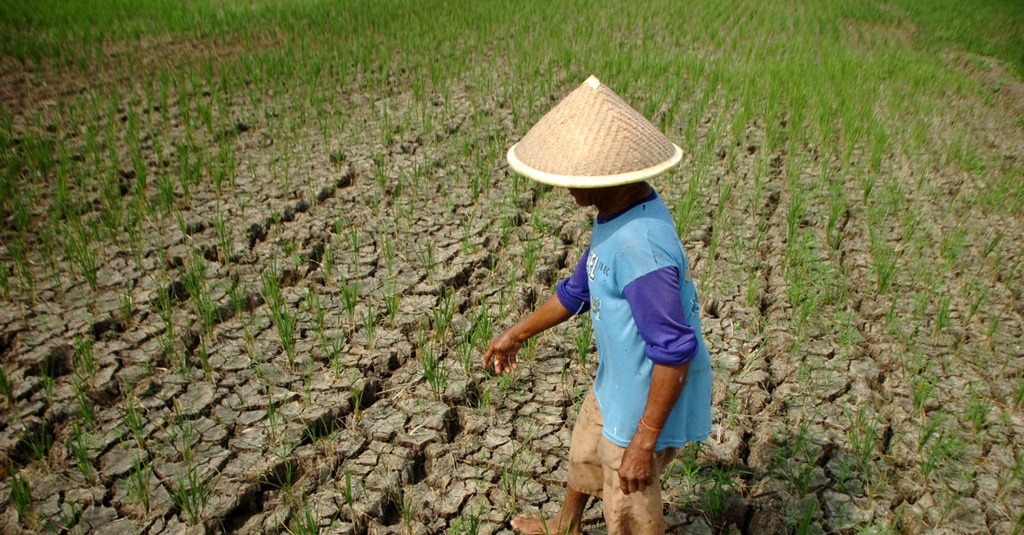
(0, 1, 1022, 534)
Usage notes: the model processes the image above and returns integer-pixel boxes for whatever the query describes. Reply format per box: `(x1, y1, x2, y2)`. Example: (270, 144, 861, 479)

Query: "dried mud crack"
(2, 12, 1024, 534)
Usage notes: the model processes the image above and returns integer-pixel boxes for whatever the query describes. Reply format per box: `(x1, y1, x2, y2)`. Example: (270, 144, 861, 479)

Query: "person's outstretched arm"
(483, 294, 573, 374)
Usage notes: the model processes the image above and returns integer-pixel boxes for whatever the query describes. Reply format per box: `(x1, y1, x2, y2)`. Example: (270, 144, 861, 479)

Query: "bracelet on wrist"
(640, 416, 662, 433)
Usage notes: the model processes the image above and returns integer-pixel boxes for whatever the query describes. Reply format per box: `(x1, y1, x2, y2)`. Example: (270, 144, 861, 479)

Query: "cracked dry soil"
(1, 53, 1023, 535)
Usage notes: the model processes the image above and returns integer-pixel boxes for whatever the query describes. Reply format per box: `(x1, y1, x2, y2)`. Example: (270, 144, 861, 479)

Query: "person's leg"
(511, 392, 603, 535)
(510, 488, 590, 535)
(599, 440, 679, 535)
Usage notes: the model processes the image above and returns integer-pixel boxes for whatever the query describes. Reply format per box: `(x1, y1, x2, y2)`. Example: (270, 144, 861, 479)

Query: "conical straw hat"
(507, 75, 682, 188)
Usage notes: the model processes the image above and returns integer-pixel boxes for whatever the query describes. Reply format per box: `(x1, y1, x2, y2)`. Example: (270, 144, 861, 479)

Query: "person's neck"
(595, 182, 654, 219)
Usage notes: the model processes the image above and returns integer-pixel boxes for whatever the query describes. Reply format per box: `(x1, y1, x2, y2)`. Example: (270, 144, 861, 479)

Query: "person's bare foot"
(510, 514, 583, 535)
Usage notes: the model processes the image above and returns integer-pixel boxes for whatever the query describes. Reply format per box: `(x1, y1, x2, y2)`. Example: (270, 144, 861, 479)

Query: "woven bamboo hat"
(507, 75, 682, 188)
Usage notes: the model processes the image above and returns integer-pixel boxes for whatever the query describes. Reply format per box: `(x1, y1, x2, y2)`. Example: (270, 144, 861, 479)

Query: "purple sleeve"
(623, 266, 698, 366)
(556, 247, 591, 315)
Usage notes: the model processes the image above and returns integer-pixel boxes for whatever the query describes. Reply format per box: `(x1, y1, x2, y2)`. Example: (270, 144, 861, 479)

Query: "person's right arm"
(483, 294, 574, 374)
(483, 248, 591, 374)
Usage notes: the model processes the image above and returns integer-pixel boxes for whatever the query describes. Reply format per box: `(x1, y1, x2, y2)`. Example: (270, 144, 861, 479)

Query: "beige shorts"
(567, 391, 678, 535)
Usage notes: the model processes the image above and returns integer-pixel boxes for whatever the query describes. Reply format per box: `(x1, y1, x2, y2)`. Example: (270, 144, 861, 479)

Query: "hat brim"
(507, 142, 683, 188)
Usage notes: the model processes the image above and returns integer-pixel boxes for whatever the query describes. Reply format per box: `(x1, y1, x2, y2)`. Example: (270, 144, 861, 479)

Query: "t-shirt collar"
(596, 190, 659, 224)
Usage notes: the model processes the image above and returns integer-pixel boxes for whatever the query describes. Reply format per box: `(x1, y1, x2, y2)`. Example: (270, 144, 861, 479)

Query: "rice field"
(1, 1, 1022, 533)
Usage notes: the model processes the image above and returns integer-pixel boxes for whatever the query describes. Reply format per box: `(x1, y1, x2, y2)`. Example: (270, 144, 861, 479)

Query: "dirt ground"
(0, 36, 1023, 535)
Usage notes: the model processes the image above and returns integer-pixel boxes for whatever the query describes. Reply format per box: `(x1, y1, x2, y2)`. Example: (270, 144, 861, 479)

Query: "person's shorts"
(567, 391, 678, 535)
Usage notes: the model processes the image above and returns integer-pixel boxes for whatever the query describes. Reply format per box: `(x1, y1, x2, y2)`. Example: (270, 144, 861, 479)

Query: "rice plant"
(261, 264, 298, 365)
(69, 422, 96, 484)
(123, 457, 153, 513)
(170, 465, 212, 526)
(10, 472, 34, 527)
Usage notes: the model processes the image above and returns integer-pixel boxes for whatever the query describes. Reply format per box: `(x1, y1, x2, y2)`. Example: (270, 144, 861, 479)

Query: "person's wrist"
(632, 417, 660, 447)
(510, 323, 532, 344)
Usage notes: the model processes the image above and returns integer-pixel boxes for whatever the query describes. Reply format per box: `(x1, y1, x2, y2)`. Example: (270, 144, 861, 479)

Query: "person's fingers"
(498, 355, 517, 374)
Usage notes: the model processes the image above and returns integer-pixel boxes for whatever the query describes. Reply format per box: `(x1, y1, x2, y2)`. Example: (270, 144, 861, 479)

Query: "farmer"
(483, 76, 712, 535)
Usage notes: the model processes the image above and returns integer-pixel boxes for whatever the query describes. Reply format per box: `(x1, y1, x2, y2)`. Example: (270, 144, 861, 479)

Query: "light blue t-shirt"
(584, 194, 712, 449)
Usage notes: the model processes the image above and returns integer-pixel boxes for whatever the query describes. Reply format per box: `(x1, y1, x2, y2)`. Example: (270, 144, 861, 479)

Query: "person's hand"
(483, 329, 521, 374)
(618, 442, 655, 495)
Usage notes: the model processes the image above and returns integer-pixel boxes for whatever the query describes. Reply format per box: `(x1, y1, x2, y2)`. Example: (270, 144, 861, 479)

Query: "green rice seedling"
(372, 151, 388, 193)
(987, 313, 1002, 351)
(261, 264, 297, 365)
(22, 419, 53, 463)
(786, 497, 821, 535)
(282, 240, 302, 268)
(320, 242, 336, 283)
(213, 143, 236, 195)
(183, 251, 217, 338)
(124, 457, 152, 513)
(871, 241, 899, 295)
(470, 306, 492, 351)
(350, 375, 366, 420)
(197, 339, 213, 381)
(416, 241, 437, 279)
(774, 422, 818, 498)
(123, 396, 147, 450)
(75, 386, 96, 429)
(306, 289, 326, 335)
(826, 182, 848, 252)
(214, 213, 232, 264)
(456, 337, 476, 376)
(40, 374, 54, 406)
(65, 220, 99, 291)
(175, 211, 190, 240)
(964, 386, 991, 434)
(383, 283, 401, 328)
(966, 282, 988, 324)
(1013, 382, 1024, 412)
(911, 373, 937, 415)
(8, 235, 35, 301)
(847, 406, 879, 480)
(447, 507, 482, 535)
(934, 292, 952, 337)
(118, 287, 135, 325)
(390, 484, 417, 529)
(69, 422, 95, 484)
(785, 180, 805, 253)
(523, 242, 539, 281)
(157, 174, 176, 214)
(0, 264, 10, 300)
(227, 278, 255, 341)
(500, 428, 536, 512)
(341, 469, 356, 513)
(701, 465, 739, 529)
(918, 417, 966, 483)
(420, 341, 448, 401)
(72, 334, 95, 382)
(347, 227, 360, 258)
(170, 464, 211, 526)
(10, 472, 34, 527)
(433, 288, 456, 341)
(176, 142, 203, 200)
(341, 281, 359, 322)
(380, 234, 396, 274)
(665, 442, 707, 500)
(0, 365, 12, 403)
(982, 231, 1003, 260)
(173, 405, 198, 465)
(362, 307, 378, 347)
(289, 501, 319, 535)
(674, 166, 703, 239)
